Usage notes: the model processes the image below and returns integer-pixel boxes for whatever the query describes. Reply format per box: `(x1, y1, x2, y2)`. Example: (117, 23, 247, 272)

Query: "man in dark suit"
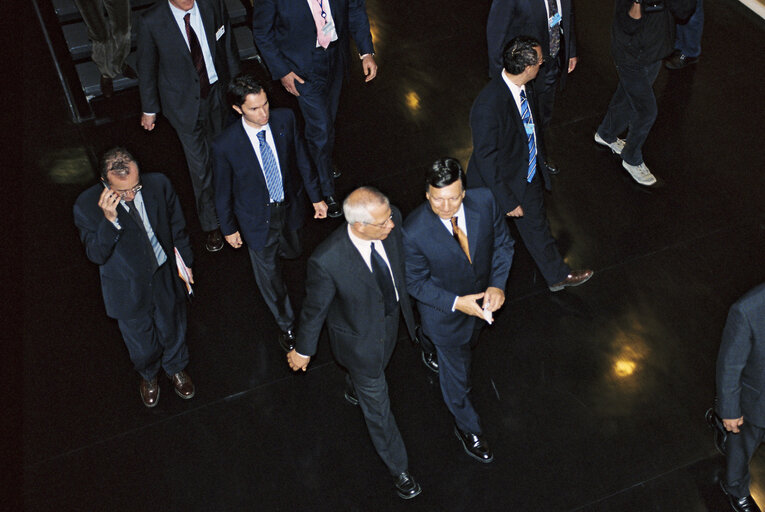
(717, 283, 765, 512)
(468, 36, 593, 293)
(403, 158, 514, 463)
(253, 0, 377, 218)
(74, 148, 196, 407)
(487, 0, 577, 173)
(212, 74, 327, 350)
(137, 0, 240, 252)
(286, 187, 421, 500)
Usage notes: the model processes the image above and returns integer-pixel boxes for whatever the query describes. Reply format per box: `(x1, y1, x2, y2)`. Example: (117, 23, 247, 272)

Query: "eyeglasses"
(364, 215, 393, 228)
(110, 182, 143, 198)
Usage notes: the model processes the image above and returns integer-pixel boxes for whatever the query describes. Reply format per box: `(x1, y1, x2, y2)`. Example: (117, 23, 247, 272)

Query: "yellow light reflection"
(405, 91, 421, 112)
(613, 359, 636, 377)
(45, 147, 94, 184)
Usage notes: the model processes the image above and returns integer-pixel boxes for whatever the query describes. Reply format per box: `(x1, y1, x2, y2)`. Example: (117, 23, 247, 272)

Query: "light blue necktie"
(256, 130, 284, 202)
(520, 90, 537, 183)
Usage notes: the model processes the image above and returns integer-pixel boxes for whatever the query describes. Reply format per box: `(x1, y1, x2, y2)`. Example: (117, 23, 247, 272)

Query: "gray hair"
(342, 186, 390, 225)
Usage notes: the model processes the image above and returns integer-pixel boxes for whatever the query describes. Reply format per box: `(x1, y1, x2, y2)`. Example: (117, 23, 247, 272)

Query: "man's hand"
(186, 267, 194, 284)
(313, 201, 328, 219)
(280, 71, 305, 96)
(361, 54, 378, 82)
(507, 205, 524, 217)
(141, 113, 157, 131)
(225, 231, 243, 249)
(455, 292, 486, 319)
(482, 286, 505, 313)
(568, 56, 578, 74)
(287, 349, 310, 372)
(629, 1, 642, 19)
(723, 416, 744, 433)
(98, 186, 121, 222)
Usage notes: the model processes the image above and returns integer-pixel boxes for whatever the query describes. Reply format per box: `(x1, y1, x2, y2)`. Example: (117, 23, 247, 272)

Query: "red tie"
(184, 13, 210, 99)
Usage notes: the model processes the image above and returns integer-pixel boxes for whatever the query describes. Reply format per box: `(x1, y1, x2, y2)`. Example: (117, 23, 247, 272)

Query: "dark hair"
(100, 147, 137, 180)
(228, 74, 265, 108)
(502, 36, 542, 75)
(425, 158, 466, 191)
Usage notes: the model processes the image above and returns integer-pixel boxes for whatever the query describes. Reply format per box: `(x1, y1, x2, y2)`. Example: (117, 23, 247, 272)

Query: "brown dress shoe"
(205, 229, 224, 252)
(140, 377, 160, 407)
(168, 370, 195, 399)
(549, 269, 594, 292)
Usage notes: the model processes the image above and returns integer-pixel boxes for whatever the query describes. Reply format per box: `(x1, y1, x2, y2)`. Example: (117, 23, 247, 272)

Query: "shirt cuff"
(451, 296, 458, 312)
(111, 218, 122, 230)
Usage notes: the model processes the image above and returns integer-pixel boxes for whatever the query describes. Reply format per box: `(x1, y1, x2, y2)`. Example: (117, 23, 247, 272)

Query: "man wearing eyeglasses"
(285, 187, 422, 500)
(74, 147, 196, 408)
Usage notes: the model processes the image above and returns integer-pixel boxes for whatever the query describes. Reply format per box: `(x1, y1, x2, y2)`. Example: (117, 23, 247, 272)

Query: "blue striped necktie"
(520, 89, 537, 183)
(256, 130, 284, 202)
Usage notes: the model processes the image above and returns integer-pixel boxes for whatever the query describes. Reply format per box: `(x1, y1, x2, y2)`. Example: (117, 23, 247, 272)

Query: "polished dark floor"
(22, 0, 765, 510)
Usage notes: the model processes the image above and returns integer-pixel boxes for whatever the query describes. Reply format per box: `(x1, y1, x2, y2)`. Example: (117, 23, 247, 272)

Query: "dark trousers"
(675, 0, 704, 57)
(173, 82, 228, 232)
(513, 173, 570, 285)
(433, 327, 484, 435)
(596, 60, 662, 166)
(74, 0, 130, 77)
(246, 203, 301, 332)
(724, 420, 765, 498)
(347, 311, 409, 476)
(117, 263, 189, 381)
(295, 45, 344, 198)
(536, 53, 561, 131)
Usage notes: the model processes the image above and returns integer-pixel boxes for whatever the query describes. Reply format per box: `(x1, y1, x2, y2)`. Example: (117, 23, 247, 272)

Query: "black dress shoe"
(545, 160, 560, 175)
(122, 64, 138, 79)
(205, 229, 224, 252)
(421, 351, 439, 374)
(394, 471, 422, 500)
(454, 425, 494, 463)
(100, 74, 114, 98)
(332, 166, 342, 179)
(278, 328, 296, 352)
(344, 382, 359, 406)
(721, 481, 762, 512)
(325, 196, 342, 218)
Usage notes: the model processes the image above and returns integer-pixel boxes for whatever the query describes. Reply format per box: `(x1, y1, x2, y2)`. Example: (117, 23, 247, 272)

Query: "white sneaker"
(594, 132, 626, 155)
(622, 160, 657, 186)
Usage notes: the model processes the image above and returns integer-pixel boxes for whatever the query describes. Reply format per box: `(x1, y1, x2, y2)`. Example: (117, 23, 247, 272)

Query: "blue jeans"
(675, 0, 704, 57)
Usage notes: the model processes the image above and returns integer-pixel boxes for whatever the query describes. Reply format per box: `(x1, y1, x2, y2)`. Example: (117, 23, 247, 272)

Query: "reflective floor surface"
(21, 0, 765, 510)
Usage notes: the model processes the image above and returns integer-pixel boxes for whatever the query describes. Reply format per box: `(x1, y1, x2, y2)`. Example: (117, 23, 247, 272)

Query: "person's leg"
(102, 0, 131, 75)
(151, 264, 190, 376)
(434, 342, 482, 434)
(117, 313, 163, 381)
(675, 0, 704, 57)
(513, 176, 570, 285)
(74, 0, 114, 77)
(617, 61, 661, 166)
(247, 206, 296, 332)
(724, 421, 765, 498)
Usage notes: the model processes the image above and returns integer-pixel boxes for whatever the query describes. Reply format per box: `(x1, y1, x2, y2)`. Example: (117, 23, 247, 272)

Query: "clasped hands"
(455, 286, 505, 321)
(287, 349, 310, 372)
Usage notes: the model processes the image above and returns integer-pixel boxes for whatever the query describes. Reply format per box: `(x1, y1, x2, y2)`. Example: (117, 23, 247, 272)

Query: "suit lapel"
(233, 123, 269, 190)
(162, 2, 194, 65)
(425, 207, 469, 264)
(463, 196, 481, 263)
(340, 230, 379, 294)
(529, 0, 550, 51)
(270, 116, 290, 183)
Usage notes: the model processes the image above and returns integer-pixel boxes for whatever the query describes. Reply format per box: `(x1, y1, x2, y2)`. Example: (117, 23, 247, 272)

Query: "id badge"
(524, 122, 535, 135)
(321, 20, 336, 37)
(549, 12, 562, 28)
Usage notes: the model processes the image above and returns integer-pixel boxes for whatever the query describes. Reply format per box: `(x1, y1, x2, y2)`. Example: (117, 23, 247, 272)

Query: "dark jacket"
(611, 0, 696, 66)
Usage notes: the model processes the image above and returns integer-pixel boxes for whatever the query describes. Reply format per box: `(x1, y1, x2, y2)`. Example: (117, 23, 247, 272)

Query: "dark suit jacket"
(467, 75, 551, 214)
(487, 0, 577, 84)
(211, 108, 322, 250)
(717, 283, 765, 428)
(403, 189, 514, 347)
(137, 0, 240, 132)
(253, 0, 374, 80)
(295, 208, 416, 378)
(73, 173, 193, 320)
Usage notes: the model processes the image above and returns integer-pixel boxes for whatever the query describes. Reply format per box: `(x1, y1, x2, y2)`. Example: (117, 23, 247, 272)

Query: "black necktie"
(184, 13, 210, 99)
(370, 242, 397, 316)
(125, 200, 159, 271)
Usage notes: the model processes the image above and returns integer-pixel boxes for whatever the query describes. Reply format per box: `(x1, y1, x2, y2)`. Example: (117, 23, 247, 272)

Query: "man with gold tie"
(403, 158, 515, 464)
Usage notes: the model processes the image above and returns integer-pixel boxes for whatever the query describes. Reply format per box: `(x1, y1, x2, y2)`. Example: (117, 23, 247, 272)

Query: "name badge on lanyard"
(549, 12, 561, 28)
(524, 122, 535, 135)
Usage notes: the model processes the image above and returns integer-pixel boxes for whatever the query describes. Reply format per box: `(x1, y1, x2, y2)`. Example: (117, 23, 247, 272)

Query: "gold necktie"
(451, 216, 471, 263)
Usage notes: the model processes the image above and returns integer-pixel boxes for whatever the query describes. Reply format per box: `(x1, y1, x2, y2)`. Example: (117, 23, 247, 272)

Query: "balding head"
(344, 187, 394, 241)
